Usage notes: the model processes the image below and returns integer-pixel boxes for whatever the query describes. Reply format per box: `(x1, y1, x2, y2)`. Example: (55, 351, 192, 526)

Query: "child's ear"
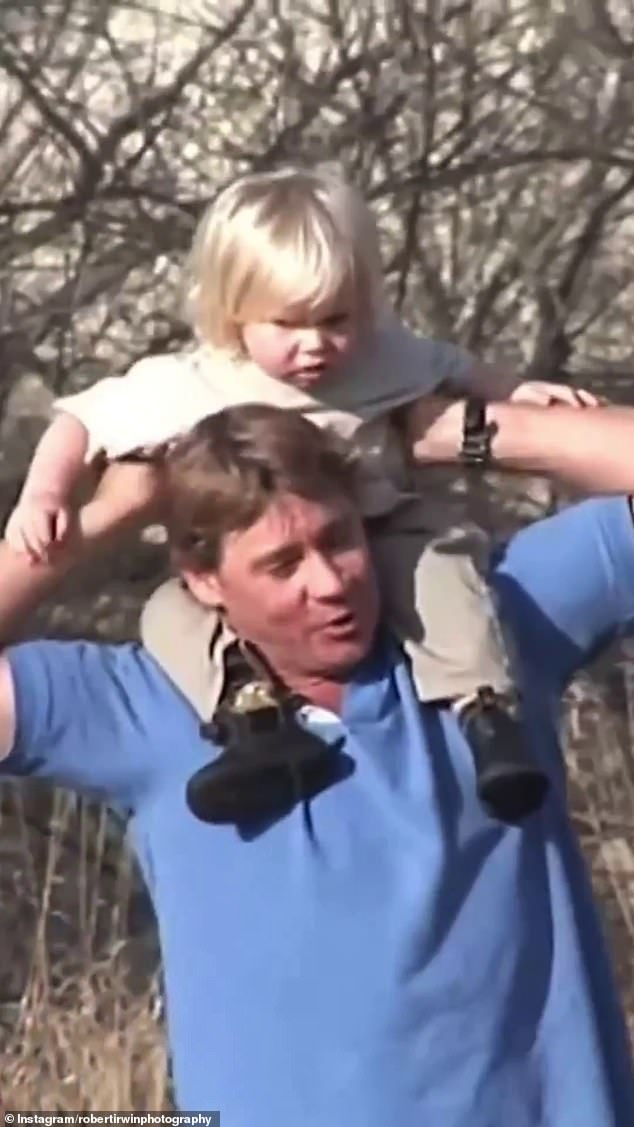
(179, 568, 223, 610)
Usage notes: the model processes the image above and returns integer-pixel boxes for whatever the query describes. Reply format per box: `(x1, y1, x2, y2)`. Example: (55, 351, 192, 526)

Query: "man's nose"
(307, 552, 345, 599)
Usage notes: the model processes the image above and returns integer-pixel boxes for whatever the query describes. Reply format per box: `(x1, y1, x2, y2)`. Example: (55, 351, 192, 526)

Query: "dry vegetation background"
(0, 0, 633, 1110)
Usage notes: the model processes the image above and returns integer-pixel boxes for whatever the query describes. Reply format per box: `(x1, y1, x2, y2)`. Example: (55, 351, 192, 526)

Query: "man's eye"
(321, 523, 358, 551)
(269, 557, 299, 579)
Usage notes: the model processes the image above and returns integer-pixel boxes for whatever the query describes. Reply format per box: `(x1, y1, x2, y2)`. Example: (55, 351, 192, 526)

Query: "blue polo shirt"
(2, 498, 634, 1125)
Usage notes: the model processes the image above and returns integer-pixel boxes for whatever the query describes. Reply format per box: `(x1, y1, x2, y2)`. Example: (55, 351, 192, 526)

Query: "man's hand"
(510, 380, 600, 409)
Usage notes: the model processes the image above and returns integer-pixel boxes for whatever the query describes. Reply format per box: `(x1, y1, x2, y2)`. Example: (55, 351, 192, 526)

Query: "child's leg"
(369, 518, 513, 701)
(411, 529, 515, 701)
(368, 512, 548, 822)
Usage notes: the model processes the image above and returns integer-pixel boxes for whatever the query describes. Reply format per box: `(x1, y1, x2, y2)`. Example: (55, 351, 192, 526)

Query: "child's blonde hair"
(184, 166, 385, 352)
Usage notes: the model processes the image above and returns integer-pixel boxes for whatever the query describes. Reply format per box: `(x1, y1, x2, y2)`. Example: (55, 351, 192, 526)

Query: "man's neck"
(248, 649, 346, 714)
(283, 675, 344, 715)
(240, 645, 347, 715)
(218, 632, 346, 714)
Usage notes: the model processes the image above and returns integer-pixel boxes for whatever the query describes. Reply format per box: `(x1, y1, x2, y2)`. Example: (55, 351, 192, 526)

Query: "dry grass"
(564, 644, 634, 1047)
(2, 956, 168, 1111)
(0, 789, 170, 1111)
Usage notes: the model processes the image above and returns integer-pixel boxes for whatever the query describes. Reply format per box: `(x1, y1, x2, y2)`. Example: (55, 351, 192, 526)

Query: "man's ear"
(179, 568, 224, 609)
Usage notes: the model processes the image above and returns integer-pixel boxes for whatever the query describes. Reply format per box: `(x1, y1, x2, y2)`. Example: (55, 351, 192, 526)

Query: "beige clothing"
(367, 504, 512, 699)
(55, 317, 472, 518)
(58, 317, 513, 703)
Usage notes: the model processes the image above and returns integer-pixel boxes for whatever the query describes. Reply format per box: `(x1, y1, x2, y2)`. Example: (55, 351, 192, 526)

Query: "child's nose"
(299, 326, 324, 350)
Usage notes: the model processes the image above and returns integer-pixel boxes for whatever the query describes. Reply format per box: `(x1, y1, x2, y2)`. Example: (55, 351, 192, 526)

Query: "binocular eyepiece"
(459, 687, 549, 823)
(187, 688, 350, 827)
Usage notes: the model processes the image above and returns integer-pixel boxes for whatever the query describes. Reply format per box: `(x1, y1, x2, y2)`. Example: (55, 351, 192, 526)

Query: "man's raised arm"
(0, 459, 164, 644)
(404, 397, 634, 495)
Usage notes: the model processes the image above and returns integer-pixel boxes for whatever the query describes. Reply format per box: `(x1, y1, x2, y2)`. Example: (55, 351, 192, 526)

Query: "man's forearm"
(408, 397, 634, 493)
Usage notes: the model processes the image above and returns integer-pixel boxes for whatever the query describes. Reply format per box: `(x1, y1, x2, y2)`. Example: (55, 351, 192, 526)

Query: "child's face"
(240, 303, 360, 390)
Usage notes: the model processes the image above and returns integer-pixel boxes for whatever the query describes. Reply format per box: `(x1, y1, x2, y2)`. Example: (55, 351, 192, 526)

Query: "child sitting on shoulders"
(5, 166, 597, 820)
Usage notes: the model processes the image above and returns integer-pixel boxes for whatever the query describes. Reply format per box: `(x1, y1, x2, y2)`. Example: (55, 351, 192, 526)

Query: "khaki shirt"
(56, 316, 473, 517)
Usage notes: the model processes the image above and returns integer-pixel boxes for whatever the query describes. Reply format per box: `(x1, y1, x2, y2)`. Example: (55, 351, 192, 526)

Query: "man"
(0, 403, 634, 1124)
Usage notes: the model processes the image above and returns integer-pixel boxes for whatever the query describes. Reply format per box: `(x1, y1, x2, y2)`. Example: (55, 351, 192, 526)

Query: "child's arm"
(23, 410, 89, 494)
(449, 358, 599, 408)
(5, 412, 89, 560)
(403, 395, 634, 493)
(6, 353, 182, 561)
(0, 458, 164, 642)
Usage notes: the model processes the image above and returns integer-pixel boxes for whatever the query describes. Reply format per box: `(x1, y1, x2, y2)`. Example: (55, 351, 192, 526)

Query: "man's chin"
(313, 632, 375, 679)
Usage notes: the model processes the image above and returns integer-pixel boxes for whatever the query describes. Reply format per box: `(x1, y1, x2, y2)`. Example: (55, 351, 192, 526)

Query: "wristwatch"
(459, 397, 498, 467)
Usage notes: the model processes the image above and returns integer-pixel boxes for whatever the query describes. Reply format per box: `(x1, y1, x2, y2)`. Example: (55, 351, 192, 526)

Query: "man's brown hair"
(165, 403, 359, 571)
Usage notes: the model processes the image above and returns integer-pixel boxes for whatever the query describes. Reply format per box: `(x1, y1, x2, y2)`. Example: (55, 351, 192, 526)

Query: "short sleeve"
(324, 317, 474, 417)
(417, 337, 473, 390)
(0, 640, 162, 809)
(492, 497, 634, 690)
(54, 353, 205, 461)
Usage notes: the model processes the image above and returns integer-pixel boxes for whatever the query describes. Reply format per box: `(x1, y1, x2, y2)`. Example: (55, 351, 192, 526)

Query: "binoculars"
(186, 665, 548, 829)
(187, 681, 349, 827)
(459, 686, 548, 823)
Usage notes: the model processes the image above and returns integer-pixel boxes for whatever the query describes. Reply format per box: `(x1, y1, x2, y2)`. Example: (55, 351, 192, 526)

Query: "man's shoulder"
(492, 497, 634, 681)
(7, 637, 180, 708)
(1, 638, 196, 797)
(494, 496, 634, 582)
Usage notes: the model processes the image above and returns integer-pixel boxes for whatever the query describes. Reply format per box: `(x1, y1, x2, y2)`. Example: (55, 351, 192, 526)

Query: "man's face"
(183, 493, 379, 683)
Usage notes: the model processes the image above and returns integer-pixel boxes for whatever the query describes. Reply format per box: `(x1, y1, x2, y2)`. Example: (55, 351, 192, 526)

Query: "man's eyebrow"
(251, 542, 302, 572)
(250, 514, 351, 571)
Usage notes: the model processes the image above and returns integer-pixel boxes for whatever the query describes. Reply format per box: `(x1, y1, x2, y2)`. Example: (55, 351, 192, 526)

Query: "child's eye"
(271, 312, 350, 331)
(321, 313, 349, 328)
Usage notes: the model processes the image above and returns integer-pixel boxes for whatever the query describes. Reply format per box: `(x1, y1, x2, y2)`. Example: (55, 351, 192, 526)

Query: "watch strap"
(460, 397, 497, 466)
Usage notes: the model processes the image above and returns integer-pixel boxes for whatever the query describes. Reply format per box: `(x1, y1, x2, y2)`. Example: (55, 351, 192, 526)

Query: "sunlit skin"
(182, 492, 380, 713)
(240, 303, 360, 390)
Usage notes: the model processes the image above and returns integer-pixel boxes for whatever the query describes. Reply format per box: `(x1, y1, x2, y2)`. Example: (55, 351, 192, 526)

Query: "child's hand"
(5, 490, 71, 562)
(510, 380, 600, 408)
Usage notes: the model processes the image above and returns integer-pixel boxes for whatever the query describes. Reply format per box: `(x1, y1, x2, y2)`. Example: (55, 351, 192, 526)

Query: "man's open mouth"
(322, 611, 357, 634)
